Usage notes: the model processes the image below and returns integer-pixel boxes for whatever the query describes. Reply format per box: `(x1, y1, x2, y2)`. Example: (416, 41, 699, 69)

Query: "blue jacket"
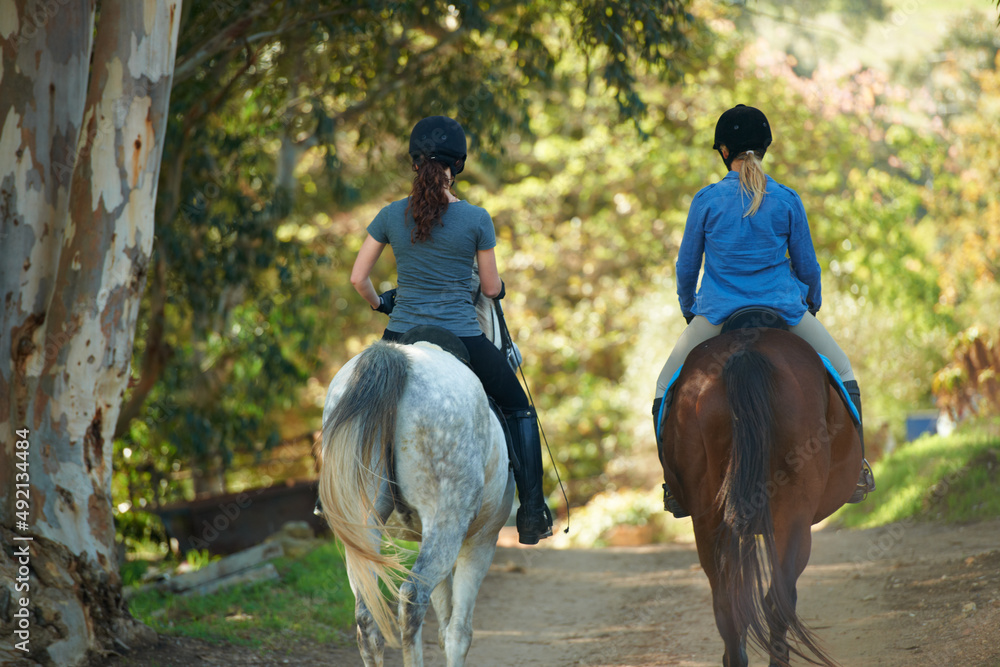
(676, 172, 821, 326)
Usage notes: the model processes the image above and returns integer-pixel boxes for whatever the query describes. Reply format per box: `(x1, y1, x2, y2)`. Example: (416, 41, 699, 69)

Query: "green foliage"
(462, 12, 976, 496)
(128, 541, 354, 647)
(120, 559, 156, 589)
(115, 0, 705, 517)
(933, 326, 1000, 420)
(920, 46, 1000, 324)
(185, 549, 216, 572)
(113, 2, 1000, 540)
(736, 0, 892, 29)
(834, 420, 1000, 528)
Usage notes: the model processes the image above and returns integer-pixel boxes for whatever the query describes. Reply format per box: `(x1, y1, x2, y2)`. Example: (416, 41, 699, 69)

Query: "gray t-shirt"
(368, 198, 496, 337)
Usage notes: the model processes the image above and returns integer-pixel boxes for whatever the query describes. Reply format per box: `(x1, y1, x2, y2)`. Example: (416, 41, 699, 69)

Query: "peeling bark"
(1, 1, 182, 664)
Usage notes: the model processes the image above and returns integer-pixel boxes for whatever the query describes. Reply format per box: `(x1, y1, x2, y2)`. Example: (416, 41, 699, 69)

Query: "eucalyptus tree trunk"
(0, 1, 182, 664)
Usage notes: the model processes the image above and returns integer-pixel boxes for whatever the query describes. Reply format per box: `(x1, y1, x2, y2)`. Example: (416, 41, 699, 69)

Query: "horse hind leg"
(697, 528, 748, 667)
(346, 554, 389, 667)
(400, 524, 468, 667)
(440, 536, 500, 666)
(704, 558, 748, 666)
(430, 572, 454, 652)
(352, 478, 396, 667)
(355, 595, 386, 667)
(712, 589, 749, 667)
(765, 520, 819, 667)
(765, 586, 793, 667)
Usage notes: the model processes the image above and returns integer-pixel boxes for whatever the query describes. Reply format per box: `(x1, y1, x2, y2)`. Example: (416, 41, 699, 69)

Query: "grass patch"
(128, 540, 355, 648)
(834, 420, 1000, 529)
(120, 558, 157, 588)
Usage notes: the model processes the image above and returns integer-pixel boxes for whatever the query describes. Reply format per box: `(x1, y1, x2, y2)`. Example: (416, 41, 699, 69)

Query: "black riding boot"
(652, 397, 689, 518)
(504, 407, 553, 545)
(843, 380, 876, 503)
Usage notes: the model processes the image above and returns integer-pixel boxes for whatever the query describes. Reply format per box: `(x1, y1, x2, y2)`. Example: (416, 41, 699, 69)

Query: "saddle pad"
(656, 354, 859, 435)
(818, 354, 860, 425)
(656, 366, 684, 436)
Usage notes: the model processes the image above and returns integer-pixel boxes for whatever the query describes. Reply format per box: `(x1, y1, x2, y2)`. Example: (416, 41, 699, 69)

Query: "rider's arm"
(476, 248, 503, 298)
(351, 234, 387, 309)
(676, 196, 707, 319)
(786, 195, 822, 313)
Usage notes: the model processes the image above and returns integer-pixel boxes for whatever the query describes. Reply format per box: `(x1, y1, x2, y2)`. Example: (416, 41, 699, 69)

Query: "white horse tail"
(319, 341, 409, 645)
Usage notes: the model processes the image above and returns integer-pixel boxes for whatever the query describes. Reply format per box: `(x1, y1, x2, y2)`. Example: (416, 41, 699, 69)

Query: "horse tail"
(720, 341, 834, 667)
(319, 341, 409, 646)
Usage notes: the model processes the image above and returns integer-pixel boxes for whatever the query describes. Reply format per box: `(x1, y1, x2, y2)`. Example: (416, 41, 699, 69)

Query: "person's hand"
(807, 300, 820, 316)
(373, 289, 396, 315)
(495, 280, 506, 301)
(683, 312, 695, 325)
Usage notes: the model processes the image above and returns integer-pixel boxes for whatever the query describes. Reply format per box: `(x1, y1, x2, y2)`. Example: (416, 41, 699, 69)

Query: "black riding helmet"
(713, 104, 772, 170)
(408, 116, 467, 175)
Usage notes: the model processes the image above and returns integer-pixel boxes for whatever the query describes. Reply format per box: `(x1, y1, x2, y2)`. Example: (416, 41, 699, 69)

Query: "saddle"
(719, 307, 858, 423)
(658, 307, 857, 432)
(720, 306, 789, 334)
(398, 325, 472, 367)
(658, 307, 788, 435)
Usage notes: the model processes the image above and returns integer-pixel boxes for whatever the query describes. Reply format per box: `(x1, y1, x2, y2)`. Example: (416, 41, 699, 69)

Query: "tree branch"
(114, 247, 171, 438)
(333, 27, 467, 128)
(173, 5, 363, 86)
(172, 0, 273, 85)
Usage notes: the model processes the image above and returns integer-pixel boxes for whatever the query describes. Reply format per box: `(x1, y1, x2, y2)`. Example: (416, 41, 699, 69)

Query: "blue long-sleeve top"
(676, 171, 822, 326)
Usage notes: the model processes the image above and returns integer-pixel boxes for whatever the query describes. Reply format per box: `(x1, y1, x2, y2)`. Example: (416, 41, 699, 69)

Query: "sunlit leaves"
(118, 0, 703, 516)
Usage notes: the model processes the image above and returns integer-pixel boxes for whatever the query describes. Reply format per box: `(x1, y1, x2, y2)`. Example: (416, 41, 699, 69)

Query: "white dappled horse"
(319, 289, 515, 667)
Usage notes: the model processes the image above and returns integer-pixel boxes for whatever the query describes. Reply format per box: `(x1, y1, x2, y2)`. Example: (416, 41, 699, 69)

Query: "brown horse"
(658, 327, 862, 667)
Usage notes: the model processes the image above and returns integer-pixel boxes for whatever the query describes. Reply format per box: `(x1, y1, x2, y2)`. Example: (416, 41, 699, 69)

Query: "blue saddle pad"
(818, 354, 860, 424)
(656, 354, 859, 435)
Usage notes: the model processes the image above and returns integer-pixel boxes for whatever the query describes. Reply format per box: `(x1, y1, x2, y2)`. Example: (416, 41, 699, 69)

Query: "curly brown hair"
(406, 159, 458, 243)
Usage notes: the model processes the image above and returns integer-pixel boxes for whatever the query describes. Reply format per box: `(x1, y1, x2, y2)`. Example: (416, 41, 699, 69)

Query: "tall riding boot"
(505, 407, 553, 545)
(652, 397, 689, 518)
(843, 380, 876, 503)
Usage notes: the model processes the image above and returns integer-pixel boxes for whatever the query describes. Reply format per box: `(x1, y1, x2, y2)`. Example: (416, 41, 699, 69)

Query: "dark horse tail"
(720, 341, 834, 667)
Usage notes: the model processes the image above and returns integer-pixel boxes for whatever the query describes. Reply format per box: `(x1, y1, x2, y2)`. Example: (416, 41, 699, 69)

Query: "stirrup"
(847, 459, 875, 504)
(663, 483, 689, 518)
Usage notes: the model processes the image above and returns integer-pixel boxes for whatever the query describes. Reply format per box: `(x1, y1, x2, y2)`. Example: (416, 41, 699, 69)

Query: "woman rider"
(653, 104, 875, 516)
(350, 116, 553, 545)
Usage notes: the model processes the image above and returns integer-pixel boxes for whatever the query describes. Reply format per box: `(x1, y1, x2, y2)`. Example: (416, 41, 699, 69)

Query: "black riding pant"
(381, 330, 529, 412)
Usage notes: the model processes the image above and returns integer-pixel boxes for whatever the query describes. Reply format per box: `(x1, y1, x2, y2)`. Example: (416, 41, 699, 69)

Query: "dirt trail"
(423, 520, 1000, 667)
(107, 518, 1000, 666)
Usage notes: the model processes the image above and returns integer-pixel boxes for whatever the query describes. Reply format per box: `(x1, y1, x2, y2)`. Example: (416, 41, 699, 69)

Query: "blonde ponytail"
(737, 149, 767, 217)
